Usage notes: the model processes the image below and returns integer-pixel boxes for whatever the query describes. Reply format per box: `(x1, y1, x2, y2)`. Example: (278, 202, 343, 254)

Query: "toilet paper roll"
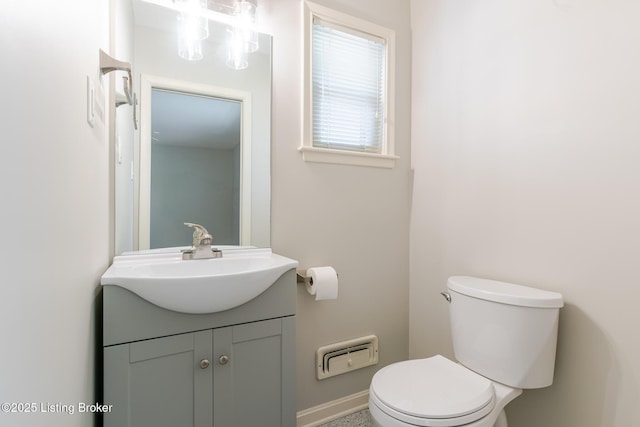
(305, 266, 338, 300)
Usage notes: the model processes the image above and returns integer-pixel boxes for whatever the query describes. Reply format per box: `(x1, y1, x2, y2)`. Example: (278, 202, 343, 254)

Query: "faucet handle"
(184, 222, 213, 246)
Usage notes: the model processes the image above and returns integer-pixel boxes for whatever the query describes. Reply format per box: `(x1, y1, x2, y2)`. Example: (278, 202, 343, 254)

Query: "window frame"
(300, 1, 397, 168)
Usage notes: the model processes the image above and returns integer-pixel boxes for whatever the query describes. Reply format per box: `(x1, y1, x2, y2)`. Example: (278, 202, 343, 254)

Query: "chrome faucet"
(182, 223, 222, 260)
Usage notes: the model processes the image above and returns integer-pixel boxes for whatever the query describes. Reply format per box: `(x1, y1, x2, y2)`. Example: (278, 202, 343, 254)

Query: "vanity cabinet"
(102, 270, 296, 427)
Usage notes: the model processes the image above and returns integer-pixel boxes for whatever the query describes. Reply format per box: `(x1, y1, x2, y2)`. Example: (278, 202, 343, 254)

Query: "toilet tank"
(447, 276, 563, 389)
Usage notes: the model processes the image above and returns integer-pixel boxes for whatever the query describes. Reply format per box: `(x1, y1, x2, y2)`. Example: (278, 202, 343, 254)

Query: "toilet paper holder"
(297, 269, 313, 285)
(296, 268, 338, 286)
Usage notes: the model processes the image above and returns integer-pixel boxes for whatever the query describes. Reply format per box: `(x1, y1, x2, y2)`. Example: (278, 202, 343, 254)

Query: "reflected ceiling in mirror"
(151, 89, 241, 151)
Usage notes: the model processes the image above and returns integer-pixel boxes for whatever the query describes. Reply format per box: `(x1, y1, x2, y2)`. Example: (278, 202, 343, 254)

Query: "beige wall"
(0, 1, 110, 426)
(410, 0, 640, 426)
(263, 0, 412, 411)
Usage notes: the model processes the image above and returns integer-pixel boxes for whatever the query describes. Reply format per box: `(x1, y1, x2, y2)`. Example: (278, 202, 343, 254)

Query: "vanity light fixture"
(140, 0, 259, 68)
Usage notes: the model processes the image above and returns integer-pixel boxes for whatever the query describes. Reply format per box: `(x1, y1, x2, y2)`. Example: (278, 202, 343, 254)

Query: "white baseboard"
(297, 390, 369, 427)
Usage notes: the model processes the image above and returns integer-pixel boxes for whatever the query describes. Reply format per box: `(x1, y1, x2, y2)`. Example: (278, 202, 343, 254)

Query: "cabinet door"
(104, 330, 213, 427)
(213, 317, 295, 427)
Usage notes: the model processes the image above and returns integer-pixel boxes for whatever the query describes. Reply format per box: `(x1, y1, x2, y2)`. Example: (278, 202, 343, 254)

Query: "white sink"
(101, 247, 298, 314)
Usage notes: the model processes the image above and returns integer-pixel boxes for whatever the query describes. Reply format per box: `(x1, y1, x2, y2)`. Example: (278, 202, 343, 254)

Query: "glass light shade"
(235, 0, 258, 53)
(176, 0, 209, 61)
(177, 33, 203, 61)
(226, 26, 248, 70)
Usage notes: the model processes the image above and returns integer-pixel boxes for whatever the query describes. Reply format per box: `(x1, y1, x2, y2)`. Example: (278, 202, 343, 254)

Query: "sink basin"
(101, 247, 298, 314)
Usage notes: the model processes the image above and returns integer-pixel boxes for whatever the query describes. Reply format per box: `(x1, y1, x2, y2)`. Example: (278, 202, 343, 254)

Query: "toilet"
(369, 276, 564, 427)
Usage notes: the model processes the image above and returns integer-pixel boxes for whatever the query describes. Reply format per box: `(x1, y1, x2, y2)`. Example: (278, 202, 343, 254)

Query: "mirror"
(113, 0, 271, 254)
(141, 81, 249, 249)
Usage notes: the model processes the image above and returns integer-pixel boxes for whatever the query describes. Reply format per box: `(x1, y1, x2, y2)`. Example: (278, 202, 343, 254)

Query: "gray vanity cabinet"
(213, 318, 295, 426)
(104, 330, 213, 427)
(102, 270, 296, 427)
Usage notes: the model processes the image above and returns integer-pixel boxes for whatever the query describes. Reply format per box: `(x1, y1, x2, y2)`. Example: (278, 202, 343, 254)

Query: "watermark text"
(1, 402, 112, 415)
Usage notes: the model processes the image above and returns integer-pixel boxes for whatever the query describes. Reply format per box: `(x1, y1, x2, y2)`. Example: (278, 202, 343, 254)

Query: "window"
(301, 2, 397, 168)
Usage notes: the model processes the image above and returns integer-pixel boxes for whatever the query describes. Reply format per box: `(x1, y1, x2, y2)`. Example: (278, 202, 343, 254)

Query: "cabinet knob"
(218, 355, 230, 365)
(199, 359, 210, 369)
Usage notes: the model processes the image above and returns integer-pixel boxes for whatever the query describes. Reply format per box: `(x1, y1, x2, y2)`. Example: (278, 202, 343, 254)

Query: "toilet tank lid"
(447, 276, 564, 308)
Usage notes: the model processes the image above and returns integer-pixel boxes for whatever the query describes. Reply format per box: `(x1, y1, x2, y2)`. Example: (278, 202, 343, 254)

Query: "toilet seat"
(369, 355, 496, 427)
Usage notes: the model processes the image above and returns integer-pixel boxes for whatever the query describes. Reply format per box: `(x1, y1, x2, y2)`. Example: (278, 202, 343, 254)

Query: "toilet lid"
(370, 355, 495, 425)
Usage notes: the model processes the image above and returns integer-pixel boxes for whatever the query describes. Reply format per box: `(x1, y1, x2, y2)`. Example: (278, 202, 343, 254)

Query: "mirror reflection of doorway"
(149, 88, 242, 248)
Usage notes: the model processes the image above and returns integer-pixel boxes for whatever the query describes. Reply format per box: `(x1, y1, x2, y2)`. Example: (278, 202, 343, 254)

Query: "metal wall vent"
(316, 335, 379, 380)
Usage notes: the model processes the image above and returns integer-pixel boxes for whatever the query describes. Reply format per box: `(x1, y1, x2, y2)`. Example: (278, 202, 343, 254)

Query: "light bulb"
(226, 26, 248, 70)
(176, 0, 209, 61)
(235, 0, 258, 53)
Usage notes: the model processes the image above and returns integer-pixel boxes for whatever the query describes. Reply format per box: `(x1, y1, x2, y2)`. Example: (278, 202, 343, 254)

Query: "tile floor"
(317, 409, 372, 427)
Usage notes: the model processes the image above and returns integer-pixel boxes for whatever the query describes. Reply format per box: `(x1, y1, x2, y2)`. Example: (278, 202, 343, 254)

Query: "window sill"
(298, 146, 398, 169)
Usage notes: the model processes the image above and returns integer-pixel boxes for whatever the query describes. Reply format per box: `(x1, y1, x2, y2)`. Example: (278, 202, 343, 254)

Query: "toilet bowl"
(369, 355, 522, 427)
(368, 276, 563, 427)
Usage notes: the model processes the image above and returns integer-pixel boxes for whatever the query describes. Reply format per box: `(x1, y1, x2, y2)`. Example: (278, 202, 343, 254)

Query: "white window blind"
(312, 18, 387, 153)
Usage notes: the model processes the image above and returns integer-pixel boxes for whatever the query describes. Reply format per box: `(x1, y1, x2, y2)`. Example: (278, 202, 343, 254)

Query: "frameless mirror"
(112, 0, 271, 255)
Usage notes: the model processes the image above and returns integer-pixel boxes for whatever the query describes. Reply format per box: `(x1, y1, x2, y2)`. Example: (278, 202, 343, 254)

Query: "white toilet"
(369, 276, 564, 427)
